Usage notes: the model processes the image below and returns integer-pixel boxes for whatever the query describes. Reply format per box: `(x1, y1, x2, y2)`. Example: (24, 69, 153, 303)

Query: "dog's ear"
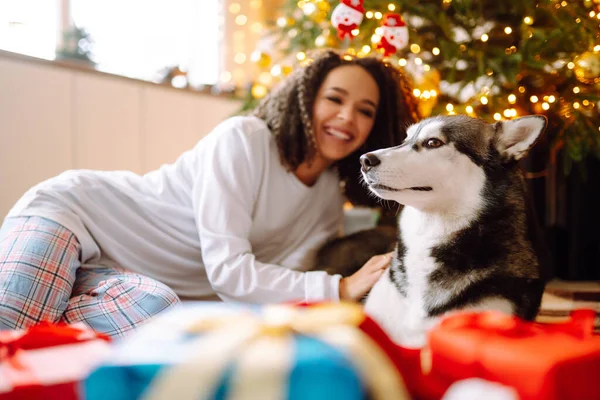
(493, 115, 547, 161)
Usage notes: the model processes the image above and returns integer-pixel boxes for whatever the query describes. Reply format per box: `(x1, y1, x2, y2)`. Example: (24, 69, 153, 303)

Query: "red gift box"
(399, 309, 600, 400)
(0, 322, 111, 400)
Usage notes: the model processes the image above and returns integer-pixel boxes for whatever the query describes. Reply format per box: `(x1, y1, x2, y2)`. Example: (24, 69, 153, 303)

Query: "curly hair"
(252, 49, 420, 207)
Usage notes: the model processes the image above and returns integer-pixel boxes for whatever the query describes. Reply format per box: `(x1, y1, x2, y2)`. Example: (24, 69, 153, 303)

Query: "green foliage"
(56, 26, 95, 65)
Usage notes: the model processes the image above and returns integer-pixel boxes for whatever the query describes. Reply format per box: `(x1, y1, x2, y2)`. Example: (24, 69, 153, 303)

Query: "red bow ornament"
(0, 322, 111, 400)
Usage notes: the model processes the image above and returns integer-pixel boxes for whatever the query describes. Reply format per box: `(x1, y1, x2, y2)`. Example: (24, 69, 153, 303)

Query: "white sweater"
(7, 116, 344, 303)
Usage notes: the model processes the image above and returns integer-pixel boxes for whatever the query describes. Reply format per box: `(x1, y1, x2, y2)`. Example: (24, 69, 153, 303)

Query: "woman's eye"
(359, 109, 375, 118)
(326, 96, 342, 104)
(425, 138, 444, 148)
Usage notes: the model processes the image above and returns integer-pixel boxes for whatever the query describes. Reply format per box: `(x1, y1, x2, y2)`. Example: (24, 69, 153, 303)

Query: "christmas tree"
(244, 0, 600, 171)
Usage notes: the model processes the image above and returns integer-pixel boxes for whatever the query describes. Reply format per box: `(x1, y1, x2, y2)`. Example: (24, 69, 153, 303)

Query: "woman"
(0, 50, 419, 337)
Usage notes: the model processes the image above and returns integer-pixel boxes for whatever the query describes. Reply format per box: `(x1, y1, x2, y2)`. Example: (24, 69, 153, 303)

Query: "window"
(0, 0, 222, 86)
(0, 0, 60, 60)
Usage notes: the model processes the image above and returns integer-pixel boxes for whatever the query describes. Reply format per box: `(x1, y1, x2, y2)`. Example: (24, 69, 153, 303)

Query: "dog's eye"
(424, 138, 444, 148)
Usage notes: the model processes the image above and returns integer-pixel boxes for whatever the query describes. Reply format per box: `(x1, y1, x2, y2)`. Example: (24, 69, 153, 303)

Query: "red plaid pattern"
(0, 217, 180, 337)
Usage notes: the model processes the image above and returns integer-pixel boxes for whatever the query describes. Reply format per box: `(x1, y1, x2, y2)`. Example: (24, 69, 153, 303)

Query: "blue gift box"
(84, 302, 380, 400)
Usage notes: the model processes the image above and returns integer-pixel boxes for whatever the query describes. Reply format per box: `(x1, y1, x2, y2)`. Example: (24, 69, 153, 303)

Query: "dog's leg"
(364, 269, 412, 344)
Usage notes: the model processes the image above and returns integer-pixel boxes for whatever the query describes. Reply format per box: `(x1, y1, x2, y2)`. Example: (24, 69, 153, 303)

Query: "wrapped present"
(85, 302, 409, 400)
(411, 309, 600, 400)
(0, 322, 111, 400)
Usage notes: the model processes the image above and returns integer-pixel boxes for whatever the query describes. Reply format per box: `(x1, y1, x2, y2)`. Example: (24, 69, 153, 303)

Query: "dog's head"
(360, 115, 547, 211)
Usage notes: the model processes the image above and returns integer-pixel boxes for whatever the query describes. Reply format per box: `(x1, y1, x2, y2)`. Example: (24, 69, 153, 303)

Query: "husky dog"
(360, 115, 548, 347)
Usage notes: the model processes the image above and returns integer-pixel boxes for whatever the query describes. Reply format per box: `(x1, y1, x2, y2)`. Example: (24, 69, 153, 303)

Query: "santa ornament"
(331, 0, 365, 40)
(376, 13, 409, 57)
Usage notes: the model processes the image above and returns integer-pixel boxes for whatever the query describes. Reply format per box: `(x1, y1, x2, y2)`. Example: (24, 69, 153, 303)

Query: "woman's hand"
(339, 252, 394, 301)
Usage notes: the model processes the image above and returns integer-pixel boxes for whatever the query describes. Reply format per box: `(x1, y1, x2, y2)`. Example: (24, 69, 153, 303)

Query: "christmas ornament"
(573, 51, 600, 84)
(375, 13, 409, 57)
(331, 0, 365, 40)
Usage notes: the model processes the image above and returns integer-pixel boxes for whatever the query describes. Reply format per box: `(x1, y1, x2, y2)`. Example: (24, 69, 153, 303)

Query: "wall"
(0, 53, 241, 219)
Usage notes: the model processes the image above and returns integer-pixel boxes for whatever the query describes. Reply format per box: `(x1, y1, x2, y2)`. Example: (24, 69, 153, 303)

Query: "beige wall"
(0, 54, 241, 219)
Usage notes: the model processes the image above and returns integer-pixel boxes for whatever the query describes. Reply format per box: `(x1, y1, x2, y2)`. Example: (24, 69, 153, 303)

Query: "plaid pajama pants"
(0, 216, 180, 337)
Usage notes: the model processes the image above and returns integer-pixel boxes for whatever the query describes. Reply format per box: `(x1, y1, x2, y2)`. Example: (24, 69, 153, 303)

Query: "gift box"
(410, 309, 600, 400)
(0, 322, 111, 400)
(85, 302, 409, 400)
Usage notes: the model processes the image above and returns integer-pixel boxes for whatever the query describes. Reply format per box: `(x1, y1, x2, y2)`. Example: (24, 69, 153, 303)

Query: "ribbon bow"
(143, 302, 409, 400)
(0, 322, 110, 362)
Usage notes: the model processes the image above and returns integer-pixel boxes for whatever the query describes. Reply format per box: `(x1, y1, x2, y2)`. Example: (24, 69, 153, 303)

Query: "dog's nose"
(360, 153, 381, 171)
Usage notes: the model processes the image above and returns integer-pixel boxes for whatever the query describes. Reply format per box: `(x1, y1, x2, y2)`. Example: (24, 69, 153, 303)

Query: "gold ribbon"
(142, 302, 409, 400)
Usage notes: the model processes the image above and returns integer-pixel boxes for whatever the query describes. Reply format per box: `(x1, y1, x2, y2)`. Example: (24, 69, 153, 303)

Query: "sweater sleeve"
(192, 117, 341, 303)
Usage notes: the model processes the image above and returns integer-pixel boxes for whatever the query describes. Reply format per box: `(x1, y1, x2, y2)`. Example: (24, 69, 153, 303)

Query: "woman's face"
(311, 65, 380, 165)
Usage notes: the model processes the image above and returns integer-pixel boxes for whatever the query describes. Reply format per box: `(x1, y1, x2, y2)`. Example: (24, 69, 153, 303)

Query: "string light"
(504, 27, 513, 34)
(542, 102, 550, 110)
(508, 94, 517, 104)
(446, 103, 454, 112)
(530, 96, 539, 103)
(220, 71, 232, 83)
(432, 47, 440, 55)
(466, 105, 474, 113)
(594, 45, 600, 52)
(494, 113, 502, 121)
(362, 45, 371, 53)
(399, 58, 407, 66)
(481, 96, 489, 105)
(302, 2, 317, 15)
(234, 53, 247, 64)
(573, 102, 580, 109)
(583, 100, 590, 106)
(366, 11, 374, 18)
(548, 95, 556, 103)
(388, 4, 396, 11)
(251, 22, 263, 33)
(270, 65, 282, 76)
(410, 44, 421, 53)
(573, 86, 580, 93)
(524, 16, 533, 25)
(560, 1, 567, 7)
(518, 86, 526, 93)
(258, 72, 272, 85)
(351, 29, 360, 36)
(414, 58, 423, 65)
(235, 15, 247, 25)
(413, 89, 421, 97)
(374, 12, 383, 19)
(481, 34, 489, 42)
(296, 52, 306, 61)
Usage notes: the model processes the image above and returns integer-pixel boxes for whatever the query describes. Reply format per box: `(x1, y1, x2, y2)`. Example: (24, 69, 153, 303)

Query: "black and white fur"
(360, 115, 548, 347)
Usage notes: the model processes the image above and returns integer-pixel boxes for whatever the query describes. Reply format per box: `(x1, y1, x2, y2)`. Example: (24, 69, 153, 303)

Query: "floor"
(537, 280, 600, 332)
